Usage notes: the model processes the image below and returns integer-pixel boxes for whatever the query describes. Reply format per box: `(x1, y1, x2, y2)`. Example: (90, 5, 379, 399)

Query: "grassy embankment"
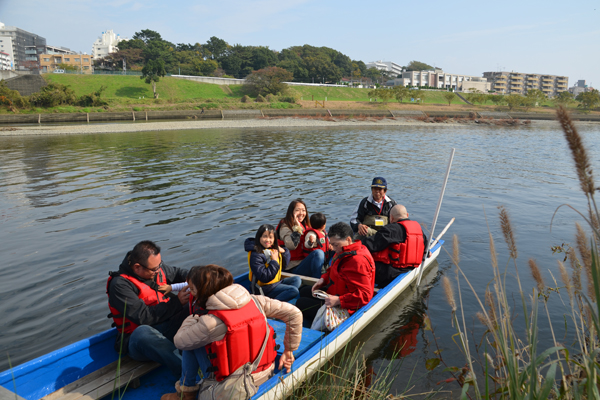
(16, 74, 586, 115)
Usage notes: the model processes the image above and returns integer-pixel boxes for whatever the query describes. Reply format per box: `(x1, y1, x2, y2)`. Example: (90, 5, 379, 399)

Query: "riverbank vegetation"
(1, 74, 597, 116)
(431, 107, 600, 398)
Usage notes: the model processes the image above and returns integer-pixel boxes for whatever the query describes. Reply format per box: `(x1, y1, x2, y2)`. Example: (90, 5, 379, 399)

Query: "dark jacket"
(351, 195, 398, 233)
(107, 253, 189, 350)
(361, 218, 428, 259)
(244, 238, 290, 294)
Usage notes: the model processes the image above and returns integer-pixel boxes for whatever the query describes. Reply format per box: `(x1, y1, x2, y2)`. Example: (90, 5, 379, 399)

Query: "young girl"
(276, 199, 325, 278)
(244, 224, 301, 302)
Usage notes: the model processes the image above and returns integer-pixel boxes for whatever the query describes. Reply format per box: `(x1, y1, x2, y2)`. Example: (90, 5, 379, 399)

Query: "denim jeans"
(290, 249, 325, 278)
(181, 347, 212, 386)
(266, 276, 301, 302)
(128, 324, 182, 377)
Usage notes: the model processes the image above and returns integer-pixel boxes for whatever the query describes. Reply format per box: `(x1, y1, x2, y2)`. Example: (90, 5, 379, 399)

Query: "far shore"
(0, 116, 595, 137)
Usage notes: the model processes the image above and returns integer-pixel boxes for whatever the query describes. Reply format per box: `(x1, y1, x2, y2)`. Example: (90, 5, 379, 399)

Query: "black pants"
(375, 262, 415, 288)
(295, 286, 325, 328)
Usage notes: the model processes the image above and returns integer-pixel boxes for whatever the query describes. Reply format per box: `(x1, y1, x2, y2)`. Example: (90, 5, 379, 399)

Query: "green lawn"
(44, 74, 242, 100)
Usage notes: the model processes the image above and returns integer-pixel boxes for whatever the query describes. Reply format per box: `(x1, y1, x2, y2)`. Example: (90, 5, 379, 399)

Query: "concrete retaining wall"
(171, 75, 245, 85)
(1, 109, 599, 125)
(4, 75, 47, 96)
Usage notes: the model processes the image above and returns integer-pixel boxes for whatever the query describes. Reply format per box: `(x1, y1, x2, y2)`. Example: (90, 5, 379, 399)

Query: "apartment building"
(39, 53, 93, 73)
(386, 69, 490, 92)
(0, 22, 46, 70)
(365, 60, 403, 77)
(92, 30, 128, 59)
(0, 51, 12, 70)
(24, 45, 74, 70)
(483, 71, 568, 97)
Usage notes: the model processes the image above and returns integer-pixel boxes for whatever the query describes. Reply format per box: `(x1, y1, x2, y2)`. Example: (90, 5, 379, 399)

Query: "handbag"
(310, 304, 350, 331)
(198, 297, 271, 400)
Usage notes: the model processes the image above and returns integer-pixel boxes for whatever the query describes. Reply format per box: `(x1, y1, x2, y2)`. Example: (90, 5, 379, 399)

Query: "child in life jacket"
(244, 224, 301, 302)
(304, 213, 334, 270)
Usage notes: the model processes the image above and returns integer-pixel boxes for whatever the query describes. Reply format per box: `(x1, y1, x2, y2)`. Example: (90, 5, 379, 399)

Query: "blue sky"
(2, 0, 599, 87)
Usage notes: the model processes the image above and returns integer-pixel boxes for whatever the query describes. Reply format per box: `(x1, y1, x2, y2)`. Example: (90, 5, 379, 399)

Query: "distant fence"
(1, 109, 599, 126)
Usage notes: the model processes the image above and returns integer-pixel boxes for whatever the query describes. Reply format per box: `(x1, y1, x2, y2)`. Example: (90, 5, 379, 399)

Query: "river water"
(0, 122, 599, 394)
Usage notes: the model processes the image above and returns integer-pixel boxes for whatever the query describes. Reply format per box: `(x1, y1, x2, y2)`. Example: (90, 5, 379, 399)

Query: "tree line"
(99, 29, 390, 83)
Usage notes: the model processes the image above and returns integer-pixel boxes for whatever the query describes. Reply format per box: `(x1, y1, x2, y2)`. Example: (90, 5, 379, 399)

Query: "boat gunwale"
(253, 240, 443, 399)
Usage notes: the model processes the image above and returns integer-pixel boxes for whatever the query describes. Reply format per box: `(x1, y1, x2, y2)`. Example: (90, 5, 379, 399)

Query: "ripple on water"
(0, 124, 599, 388)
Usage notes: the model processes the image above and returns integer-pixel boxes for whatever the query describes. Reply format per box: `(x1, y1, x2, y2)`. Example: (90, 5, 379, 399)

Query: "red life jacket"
(276, 220, 308, 261)
(106, 267, 169, 334)
(372, 220, 425, 268)
(303, 228, 329, 255)
(206, 300, 278, 381)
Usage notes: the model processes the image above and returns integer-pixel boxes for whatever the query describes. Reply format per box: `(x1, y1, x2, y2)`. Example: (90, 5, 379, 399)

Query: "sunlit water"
(1, 123, 599, 393)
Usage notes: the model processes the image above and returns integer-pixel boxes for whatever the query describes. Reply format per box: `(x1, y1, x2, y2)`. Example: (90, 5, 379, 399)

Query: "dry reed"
(528, 258, 545, 294)
(567, 247, 583, 293)
(557, 260, 573, 302)
(557, 106, 595, 196)
(452, 234, 460, 266)
(575, 222, 595, 300)
(498, 205, 518, 260)
(443, 276, 456, 312)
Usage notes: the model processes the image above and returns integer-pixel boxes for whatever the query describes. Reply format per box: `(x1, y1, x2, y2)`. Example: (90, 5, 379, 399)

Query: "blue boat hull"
(0, 240, 443, 400)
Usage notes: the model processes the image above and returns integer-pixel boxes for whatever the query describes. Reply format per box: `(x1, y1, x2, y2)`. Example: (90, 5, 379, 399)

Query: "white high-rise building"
(92, 30, 127, 59)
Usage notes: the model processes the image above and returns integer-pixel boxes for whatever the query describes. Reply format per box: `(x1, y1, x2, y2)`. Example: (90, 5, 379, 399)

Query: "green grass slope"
(44, 74, 242, 100)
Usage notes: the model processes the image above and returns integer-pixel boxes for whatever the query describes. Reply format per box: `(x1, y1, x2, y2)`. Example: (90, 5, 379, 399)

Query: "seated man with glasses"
(107, 240, 190, 377)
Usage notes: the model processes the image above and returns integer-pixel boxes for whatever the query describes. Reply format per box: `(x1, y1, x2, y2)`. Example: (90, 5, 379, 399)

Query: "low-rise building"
(39, 53, 93, 73)
(386, 69, 490, 92)
(365, 60, 403, 77)
(483, 71, 568, 97)
(92, 30, 127, 59)
(24, 45, 75, 71)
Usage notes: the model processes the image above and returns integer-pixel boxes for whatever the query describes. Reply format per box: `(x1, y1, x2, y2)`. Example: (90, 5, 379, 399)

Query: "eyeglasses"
(138, 261, 162, 273)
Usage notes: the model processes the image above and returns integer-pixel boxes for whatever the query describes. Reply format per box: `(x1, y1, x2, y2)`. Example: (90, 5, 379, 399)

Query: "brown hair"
(281, 199, 311, 231)
(189, 264, 233, 309)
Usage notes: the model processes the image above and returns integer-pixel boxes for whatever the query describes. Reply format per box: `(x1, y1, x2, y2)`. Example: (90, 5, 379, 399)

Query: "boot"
(160, 381, 200, 400)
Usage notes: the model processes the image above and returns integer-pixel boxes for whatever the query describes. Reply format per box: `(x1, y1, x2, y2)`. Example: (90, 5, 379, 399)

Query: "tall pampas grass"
(498, 205, 518, 260)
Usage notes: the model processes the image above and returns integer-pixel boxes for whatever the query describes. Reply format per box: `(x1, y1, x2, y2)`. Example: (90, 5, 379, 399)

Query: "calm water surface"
(1, 123, 599, 393)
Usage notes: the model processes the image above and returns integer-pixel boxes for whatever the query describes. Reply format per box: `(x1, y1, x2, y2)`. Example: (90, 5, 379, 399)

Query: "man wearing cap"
(350, 177, 397, 239)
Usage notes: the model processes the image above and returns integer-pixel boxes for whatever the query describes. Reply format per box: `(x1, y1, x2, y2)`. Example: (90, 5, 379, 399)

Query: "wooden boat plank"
(40, 358, 158, 400)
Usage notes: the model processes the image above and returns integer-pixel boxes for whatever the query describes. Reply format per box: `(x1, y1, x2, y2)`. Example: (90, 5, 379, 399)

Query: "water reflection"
(0, 124, 599, 393)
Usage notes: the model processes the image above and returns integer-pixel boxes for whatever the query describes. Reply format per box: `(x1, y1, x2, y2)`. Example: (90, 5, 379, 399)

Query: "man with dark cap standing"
(350, 177, 397, 240)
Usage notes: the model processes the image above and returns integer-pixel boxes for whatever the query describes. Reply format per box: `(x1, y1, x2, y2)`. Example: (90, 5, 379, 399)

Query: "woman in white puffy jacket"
(160, 264, 303, 400)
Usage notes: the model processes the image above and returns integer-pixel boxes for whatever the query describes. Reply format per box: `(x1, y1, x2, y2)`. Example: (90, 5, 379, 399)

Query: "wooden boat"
(0, 240, 443, 400)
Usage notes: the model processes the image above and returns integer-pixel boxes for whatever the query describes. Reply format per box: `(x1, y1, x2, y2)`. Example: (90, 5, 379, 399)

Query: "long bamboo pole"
(416, 148, 455, 286)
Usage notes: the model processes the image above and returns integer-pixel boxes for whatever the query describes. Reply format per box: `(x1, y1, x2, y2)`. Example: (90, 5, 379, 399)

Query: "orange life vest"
(372, 220, 425, 268)
(106, 268, 169, 334)
(206, 300, 278, 381)
(303, 228, 329, 255)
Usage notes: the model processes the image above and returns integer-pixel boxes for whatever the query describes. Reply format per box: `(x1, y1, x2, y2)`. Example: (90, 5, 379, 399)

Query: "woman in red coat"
(296, 222, 376, 325)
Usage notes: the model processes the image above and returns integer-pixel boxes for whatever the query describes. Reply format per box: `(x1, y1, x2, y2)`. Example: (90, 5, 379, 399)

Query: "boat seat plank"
(40, 357, 159, 400)
(280, 272, 319, 286)
(268, 319, 324, 359)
